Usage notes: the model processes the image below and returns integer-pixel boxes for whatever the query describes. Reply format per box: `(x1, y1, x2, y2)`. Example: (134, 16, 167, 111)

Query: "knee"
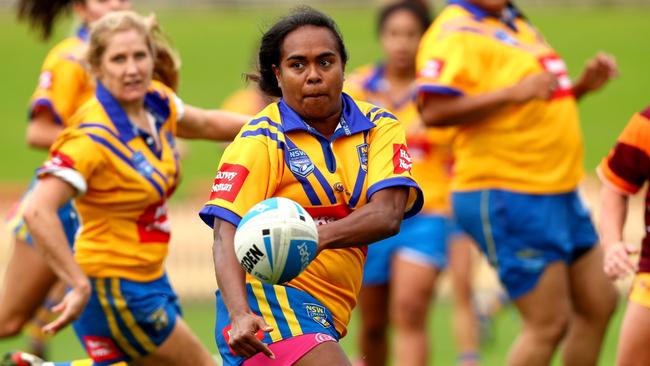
(361, 319, 388, 342)
(526, 312, 570, 345)
(0, 318, 26, 338)
(392, 297, 429, 330)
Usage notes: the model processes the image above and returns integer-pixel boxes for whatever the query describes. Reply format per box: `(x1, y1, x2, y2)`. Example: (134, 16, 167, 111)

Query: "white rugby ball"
(234, 197, 318, 284)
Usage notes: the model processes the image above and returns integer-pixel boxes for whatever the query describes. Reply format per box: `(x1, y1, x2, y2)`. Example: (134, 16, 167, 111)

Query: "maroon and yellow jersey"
(29, 27, 94, 126)
(37, 80, 184, 281)
(200, 94, 423, 336)
(598, 106, 650, 272)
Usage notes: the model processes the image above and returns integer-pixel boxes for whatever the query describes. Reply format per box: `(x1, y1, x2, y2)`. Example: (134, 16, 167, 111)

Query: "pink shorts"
(243, 333, 336, 366)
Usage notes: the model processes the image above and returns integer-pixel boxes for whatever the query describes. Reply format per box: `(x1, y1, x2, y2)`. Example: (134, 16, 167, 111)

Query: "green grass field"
(0, 299, 626, 365)
(0, 5, 649, 189)
(0, 4, 648, 365)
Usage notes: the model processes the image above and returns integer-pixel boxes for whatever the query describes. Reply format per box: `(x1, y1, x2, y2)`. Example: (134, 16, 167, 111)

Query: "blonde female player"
(2, 0, 131, 356)
(201, 7, 423, 366)
(345, 1, 481, 365)
(12, 10, 247, 366)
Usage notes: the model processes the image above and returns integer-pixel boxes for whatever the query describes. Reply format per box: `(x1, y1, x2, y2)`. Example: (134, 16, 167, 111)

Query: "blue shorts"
(5, 178, 79, 247)
(215, 281, 340, 366)
(452, 189, 597, 299)
(72, 274, 181, 365)
(363, 214, 459, 285)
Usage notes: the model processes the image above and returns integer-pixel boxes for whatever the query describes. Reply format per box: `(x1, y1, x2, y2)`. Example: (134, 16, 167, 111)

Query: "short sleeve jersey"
(37, 80, 183, 281)
(200, 94, 423, 336)
(598, 106, 650, 272)
(29, 27, 94, 126)
(416, 0, 583, 194)
(346, 63, 455, 213)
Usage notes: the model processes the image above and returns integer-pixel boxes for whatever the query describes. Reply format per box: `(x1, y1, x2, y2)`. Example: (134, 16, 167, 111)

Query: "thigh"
(390, 255, 438, 317)
(0, 238, 57, 325)
(135, 318, 215, 366)
(618, 301, 650, 365)
(513, 261, 571, 328)
(293, 338, 351, 366)
(568, 244, 617, 317)
(358, 284, 390, 330)
(448, 234, 475, 299)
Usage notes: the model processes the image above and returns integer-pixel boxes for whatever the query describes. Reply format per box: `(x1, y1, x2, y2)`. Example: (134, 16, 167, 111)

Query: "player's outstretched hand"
(510, 71, 558, 103)
(575, 52, 618, 95)
(43, 283, 90, 334)
(229, 312, 276, 360)
(603, 241, 638, 280)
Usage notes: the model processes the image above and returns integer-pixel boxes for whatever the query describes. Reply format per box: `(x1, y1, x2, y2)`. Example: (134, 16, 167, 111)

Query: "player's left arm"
(177, 104, 249, 141)
(573, 52, 618, 100)
(317, 187, 408, 252)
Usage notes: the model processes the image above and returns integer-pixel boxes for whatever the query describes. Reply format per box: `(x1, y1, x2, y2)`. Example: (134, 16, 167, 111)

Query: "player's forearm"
(419, 88, 515, 127)
(318, 188, 408, 250)
(599, 185, 629, 246)
(212, 219, 251, 318)
(23, 205, 89, 292)
(178, 105, 248, 141)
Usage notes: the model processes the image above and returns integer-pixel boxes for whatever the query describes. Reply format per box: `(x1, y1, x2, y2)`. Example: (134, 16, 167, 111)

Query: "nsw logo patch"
(356, 143, 369, 172)
(305, 303, 332, 328)
(288, 148, 315, 178)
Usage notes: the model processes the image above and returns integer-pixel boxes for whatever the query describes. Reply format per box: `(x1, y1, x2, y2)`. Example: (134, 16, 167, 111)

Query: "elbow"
(420, 108, 452, 127)
(382, 215, 402, 238)
(22, 203, 41, 231)
(25, 133, 49, 149)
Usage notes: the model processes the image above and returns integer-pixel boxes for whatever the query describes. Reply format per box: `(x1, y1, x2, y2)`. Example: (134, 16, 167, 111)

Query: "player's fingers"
(51, 301, 66, 313)
(42, 313, 72, 334)
(254, 339, 275, 360)
(625, 243, 640, 254)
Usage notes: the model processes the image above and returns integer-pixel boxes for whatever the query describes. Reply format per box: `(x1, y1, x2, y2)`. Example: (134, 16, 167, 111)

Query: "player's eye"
(111, 54, 126, 63)
(134, 51, 148, 61)
(320, 59, 332, 68)
(290, 62, 305, 70)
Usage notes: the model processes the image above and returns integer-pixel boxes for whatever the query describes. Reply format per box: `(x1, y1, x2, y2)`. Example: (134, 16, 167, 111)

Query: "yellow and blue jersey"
(416, 0, 584, 194)
(37, 80, 183, 282)
(29, 27, 94, 126)
(346, 63, 455, 214)
(201, 94, 423, 338)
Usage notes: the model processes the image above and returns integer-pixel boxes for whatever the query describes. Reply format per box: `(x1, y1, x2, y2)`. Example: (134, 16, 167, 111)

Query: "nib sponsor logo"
(83, 336, 123, 362)
(209, 163, 249, 202)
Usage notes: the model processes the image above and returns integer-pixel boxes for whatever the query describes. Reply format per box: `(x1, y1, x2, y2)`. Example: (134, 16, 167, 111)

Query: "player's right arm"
(201, 126, 280, 359)
(416, 32, 557, 127)
(22, 129, 101, 333)
(419, 72, 557, 127)
(598, 108, 650, 279)
(211, 218, 275, 359)
(26, 111, 64, 149)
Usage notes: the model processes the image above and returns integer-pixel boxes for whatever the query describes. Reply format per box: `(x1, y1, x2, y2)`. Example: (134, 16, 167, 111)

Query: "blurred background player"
(345, 1, 480, 365)
(2, 0, 131, 358)
(200, 7, 423, 365)
(18, 10, 248, 366)
(598, 106, 650, 366)
(416, 0, 619, 365)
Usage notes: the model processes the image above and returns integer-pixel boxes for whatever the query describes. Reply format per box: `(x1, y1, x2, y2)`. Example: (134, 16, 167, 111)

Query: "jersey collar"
(363, 64, 386, 93)
(449, 0, 521, 31)
(95, 81, 171, 142)
(279, 92, 375, 139)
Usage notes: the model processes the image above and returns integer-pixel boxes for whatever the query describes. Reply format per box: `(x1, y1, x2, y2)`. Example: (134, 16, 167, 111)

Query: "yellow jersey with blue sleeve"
(346, 63, 455, 213)
(37, 80, 183, 282)
(416, 0, 583, 194)
(29, 27, 94, 126)
(201, 94, 423, 339)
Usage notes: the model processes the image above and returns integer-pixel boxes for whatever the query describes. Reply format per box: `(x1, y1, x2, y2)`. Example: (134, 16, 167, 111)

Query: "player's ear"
(272, 64, 282, 90)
